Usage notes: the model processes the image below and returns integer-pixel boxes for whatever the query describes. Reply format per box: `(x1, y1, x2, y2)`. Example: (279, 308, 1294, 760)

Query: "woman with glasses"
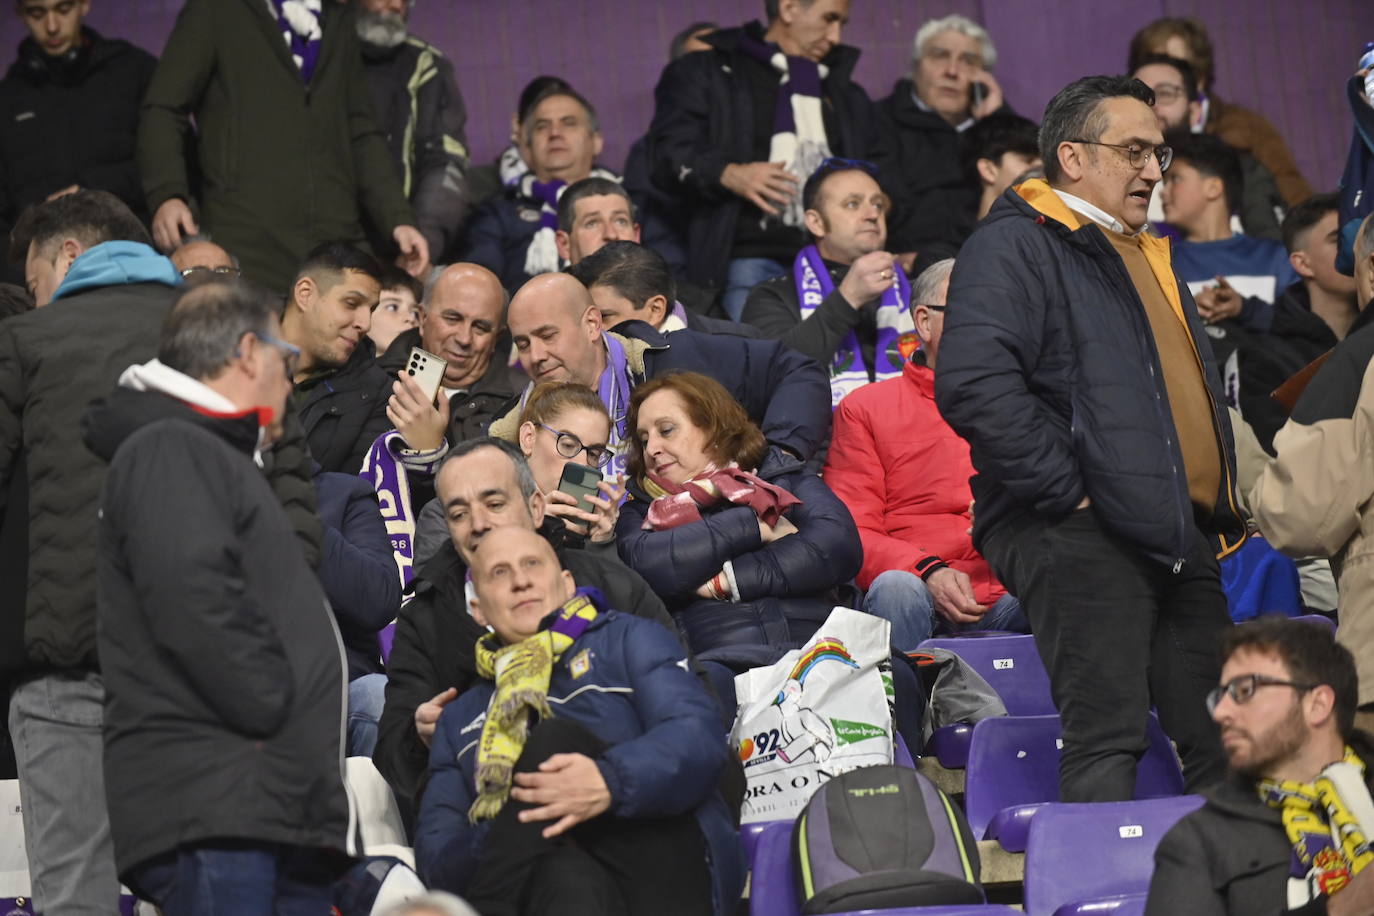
(516, 381, 624, 546)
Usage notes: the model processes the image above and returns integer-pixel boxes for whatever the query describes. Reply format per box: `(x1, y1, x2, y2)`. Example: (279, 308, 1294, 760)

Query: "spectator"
(615, 371, 860, 654)
(554, 177, 641, 266)
(1128, 17, 1314, 206)
(0, 190, 177, 913)
(741, 158, 914, 405)
(139, 0, 429, 293)
(368, 265, 424, 353)
(83, 280, 351, 913)
(313, 463, 402, 758)
(825, 259, 1026, 652)
(570, 240, 758, 336)
(374, 438, 674, 825)
(1146, 618, 1374, 915)
(460, 85, 613, 292)
(355, 0, 470, 261)
(1251, 215, 1374, 734)
(0, 0, 155, 245)
(962, 113, 1042, 221)
(169, 235, 240, 283)
(880, 14, 1011, 261)
(414, 525, 742, 915)
(491, 273, 831, 480)
(648, 0, 887, 319)
(1162, 133, 1297, 329)
(463, 75, 573, 211)
(936, 75, 1245, 802)
(1281, 192, 1362, 343)
(516, 381, 622, 548)
(281, 242, 393, 474)
(1131, 54, 1284, 240)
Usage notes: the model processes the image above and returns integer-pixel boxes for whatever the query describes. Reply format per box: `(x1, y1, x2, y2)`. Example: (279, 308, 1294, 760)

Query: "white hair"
(912, 258, 957, 307)
(912, 15, 997, 71)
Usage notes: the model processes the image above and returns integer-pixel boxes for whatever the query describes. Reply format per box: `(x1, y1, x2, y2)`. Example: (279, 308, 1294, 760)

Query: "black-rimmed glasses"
(1205, 673, 1317, 714)
(540, 423, 612, 468)
(1068, 140, 1173, 171)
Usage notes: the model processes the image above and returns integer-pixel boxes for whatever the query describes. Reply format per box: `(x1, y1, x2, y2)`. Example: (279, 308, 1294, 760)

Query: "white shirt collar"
(1051, 189, 1145, 237)
(1192, 96, 1210, 134)
(910, 89, 975, 132)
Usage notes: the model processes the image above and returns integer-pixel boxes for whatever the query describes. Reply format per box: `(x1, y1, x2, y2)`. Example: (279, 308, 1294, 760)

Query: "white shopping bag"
(731, 607, 894, 824)
(0, 781, 28, 901)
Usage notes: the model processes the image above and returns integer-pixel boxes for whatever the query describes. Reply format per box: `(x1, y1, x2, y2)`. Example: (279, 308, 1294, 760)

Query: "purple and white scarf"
(360, 431, 420, 590)
(268, 0, 322, 84)
(519, 167, 621, 277)
(659, 301, 691, 333)
(739, 33, 832, 228)
(794, 244, 914, 407)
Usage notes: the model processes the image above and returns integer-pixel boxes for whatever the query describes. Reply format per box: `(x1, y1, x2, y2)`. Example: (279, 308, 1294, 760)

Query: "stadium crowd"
(2, 0, 1374, 914)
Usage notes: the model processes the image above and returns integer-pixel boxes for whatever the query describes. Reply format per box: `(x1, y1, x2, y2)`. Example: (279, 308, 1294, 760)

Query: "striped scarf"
(641, 462, 801, 530)
(468, 590, 601, 823)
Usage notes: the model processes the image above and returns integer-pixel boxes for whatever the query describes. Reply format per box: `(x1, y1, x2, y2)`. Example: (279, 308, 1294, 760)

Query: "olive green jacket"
(138, 0, 413, 291)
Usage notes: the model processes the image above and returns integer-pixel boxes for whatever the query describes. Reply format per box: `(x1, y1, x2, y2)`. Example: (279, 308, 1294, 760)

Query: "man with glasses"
(879, 14, 1012, 263)
(1146, 617, 1374, 915)
(742, 158, 914, 406)
(169, 235, 240, 282)
(936, 75, 1245, 803)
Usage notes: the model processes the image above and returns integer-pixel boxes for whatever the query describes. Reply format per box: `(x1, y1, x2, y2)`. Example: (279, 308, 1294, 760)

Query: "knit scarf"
(659, 301, 691, 333)
(268, 0, 323, 84)
(794, 244, 916, 408)
(519, 167, 621, 277)
(738, 33, 832, 228)
(359, 431, 419, 590)
(1258, 746, 1374, 904)
(641, 463, 801, 530)
(469, 589, 602, 823)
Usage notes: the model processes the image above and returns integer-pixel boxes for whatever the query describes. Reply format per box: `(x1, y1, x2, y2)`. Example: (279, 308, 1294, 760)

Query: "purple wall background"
(4, 0, 1371, 190)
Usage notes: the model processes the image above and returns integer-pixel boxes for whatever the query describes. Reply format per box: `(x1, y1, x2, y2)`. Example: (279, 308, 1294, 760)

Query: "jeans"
(722, 257, 788, 321)
(347, 673, 387, 758)
(8, 671, 121, 916)
(862, 569, 1029, 653)
(980, 506, 1228, 802)
(128, 842, 336, 916)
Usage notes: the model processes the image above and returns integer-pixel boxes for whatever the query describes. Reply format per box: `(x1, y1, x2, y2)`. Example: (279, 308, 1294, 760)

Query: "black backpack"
(792, 765, 983, 914)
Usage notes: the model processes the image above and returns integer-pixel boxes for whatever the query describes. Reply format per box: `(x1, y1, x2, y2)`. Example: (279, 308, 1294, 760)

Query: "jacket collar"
(903, 359, 934, 396)
(50, 241, 181, 302)
(705, 21, 860, 85)
(1050, 189, 1138, 236)
(118, 359, 274, 459)
(242, 0, 342, 87)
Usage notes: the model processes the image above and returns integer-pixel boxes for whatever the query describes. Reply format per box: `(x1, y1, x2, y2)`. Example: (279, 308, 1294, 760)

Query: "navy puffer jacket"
(934, 181, 1246, 570)
(616, 456, 862, 653)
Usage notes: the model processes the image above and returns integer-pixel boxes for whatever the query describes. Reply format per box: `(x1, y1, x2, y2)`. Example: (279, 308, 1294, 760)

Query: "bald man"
(487, 272, 832, 479)
(170, 237, 239, 279)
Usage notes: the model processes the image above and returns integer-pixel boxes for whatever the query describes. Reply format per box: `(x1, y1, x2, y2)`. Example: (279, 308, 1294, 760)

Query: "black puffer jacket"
(294, 338, 394, 474)
(934, 182, 1246, 569)
(84, 387, 352, 879)
(646, 23, 887, 291)
(0, 28, 155, 229)
(615, 456, 862, 654)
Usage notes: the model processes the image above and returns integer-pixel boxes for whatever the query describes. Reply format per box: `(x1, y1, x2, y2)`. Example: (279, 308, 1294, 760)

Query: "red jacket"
(824, 361, 1006, 604)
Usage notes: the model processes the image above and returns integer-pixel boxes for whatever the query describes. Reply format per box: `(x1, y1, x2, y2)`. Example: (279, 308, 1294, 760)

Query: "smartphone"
(969, 81, 987, 110)
(405, 346, 448, 403)
(557, 462, 603, 515)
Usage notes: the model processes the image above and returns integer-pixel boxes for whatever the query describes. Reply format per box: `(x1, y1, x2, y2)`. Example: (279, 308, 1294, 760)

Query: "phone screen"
(557, 462, 602, 515)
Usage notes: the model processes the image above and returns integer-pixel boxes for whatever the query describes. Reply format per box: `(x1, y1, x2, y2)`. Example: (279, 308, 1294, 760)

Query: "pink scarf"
(642, 464, 801, 530)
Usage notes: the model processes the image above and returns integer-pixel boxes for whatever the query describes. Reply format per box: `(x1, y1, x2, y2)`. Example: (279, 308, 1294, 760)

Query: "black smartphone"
(557, 462, 602, 515)
(970, 80, 987, 110)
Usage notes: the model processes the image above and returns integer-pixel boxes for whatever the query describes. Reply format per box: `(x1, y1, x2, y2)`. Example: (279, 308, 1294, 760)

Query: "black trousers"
(463, 718, 714, 916)
(980, 506, 1228, 802)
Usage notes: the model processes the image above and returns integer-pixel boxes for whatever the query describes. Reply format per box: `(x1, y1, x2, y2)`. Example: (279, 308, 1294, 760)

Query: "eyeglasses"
(1068, 139, 1173, 172)
(1149, 84, 1188, 106)
(253, 331, 301, 377)
(1205, 673, 1318, 714)
(920, 304, 948, 312)
(540, 423, 612, 468)
(180, 265, 242, 279)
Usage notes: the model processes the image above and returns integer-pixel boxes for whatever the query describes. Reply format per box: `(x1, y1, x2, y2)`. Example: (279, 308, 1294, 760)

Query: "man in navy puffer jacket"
(415, 526, 743, 916)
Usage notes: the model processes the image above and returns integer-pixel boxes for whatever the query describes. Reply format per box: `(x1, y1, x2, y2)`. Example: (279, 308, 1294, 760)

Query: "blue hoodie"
(51, 241, 180, 302)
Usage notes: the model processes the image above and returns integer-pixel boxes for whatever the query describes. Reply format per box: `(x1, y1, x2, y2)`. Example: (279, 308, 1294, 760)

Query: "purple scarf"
(268, 0, 322, 85)
(359, 431, 417, 589)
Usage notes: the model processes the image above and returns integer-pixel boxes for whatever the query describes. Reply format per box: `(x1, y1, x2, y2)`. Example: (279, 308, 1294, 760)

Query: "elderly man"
(373, 438, 674, 825)
(880, 14, 1012, 261)
(742, 158, 913, 405)
(935, 75, 1244, 802)
(825, 259, 1025, 652)
(647, 0, 888, 319)
(1146, 618, 1374, 915)
(169, 236, 239, 281)
(489, 272, 830, 478)
(461, 85, 614, 291)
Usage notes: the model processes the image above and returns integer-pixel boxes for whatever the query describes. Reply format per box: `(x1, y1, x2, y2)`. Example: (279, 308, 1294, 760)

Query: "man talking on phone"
(880, 14, 1015, 263)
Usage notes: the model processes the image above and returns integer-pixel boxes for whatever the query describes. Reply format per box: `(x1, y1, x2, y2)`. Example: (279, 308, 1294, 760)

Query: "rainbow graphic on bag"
(773, 638, 859, 704)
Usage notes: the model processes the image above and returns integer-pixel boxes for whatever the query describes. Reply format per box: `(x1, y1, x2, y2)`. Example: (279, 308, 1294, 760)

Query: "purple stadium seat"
(749, 821, 1022, 916)
(1022, 797, 1204, 916)
(1293, 613, 1337, 633)
(965, 714, 1185, 852)
(918, 634, 1055, 769)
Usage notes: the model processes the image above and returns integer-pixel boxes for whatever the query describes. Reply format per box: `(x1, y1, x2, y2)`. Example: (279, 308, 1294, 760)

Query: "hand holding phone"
(405, 347, 448, 403)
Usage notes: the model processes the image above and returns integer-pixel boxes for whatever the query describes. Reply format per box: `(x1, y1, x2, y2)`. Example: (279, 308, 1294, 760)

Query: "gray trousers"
(9, 672, 121, 915)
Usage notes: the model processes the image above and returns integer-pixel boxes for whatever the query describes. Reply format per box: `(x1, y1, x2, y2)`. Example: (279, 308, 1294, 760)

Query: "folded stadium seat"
(740, 733, 918, 863)
(345, 756, 415, 867)
(964, 714, 1184, 853)
(1022, 796, 1204, 916)
(749, 821, 1023, 916)
(1293, 613, 1337, 633)
(918, 634, 1055, 768)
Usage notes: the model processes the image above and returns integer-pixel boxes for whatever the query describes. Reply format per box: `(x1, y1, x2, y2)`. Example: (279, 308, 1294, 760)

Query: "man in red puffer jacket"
(824, 258, 1026, 652)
